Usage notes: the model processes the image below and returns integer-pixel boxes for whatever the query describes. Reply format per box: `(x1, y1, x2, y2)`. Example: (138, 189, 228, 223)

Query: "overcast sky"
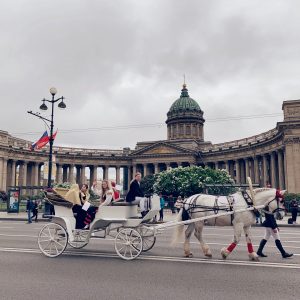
(1, 0, 300, 150)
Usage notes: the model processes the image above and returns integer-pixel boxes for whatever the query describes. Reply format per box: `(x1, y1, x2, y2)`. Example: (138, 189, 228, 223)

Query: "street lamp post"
(28, 87, 66, 214)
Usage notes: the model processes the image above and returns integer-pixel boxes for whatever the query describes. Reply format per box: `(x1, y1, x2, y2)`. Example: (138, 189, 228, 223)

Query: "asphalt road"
(0, 220, 299, 300)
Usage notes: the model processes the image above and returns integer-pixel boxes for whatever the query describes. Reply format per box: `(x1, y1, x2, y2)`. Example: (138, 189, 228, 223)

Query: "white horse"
(172, 188, 286, 261)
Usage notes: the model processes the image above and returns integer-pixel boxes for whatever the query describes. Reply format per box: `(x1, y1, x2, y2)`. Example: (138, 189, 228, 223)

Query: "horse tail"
(171, 208, 184, 246)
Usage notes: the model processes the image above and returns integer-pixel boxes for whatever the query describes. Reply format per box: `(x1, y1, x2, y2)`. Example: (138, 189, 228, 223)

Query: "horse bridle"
(265, 196, 285, 214)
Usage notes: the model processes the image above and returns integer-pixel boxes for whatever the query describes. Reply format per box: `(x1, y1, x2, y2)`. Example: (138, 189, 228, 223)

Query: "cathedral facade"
(1, 85, 300, 193)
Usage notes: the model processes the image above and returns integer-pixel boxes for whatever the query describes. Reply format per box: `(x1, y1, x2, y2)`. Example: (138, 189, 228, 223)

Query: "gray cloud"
(1, 0, 300, 149)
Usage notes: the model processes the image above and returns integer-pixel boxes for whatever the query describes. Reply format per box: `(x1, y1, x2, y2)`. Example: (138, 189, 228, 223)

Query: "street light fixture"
(28, 87, 67, 215)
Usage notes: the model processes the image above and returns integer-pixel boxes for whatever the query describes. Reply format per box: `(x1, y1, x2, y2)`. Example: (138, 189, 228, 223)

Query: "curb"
(0, 217, 50, 222)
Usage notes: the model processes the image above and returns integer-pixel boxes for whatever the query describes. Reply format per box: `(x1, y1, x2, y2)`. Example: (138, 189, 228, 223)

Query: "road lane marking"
(183, 241, 300, 250)
(0, 247, 299, 269)
(0, 233, 37, 238)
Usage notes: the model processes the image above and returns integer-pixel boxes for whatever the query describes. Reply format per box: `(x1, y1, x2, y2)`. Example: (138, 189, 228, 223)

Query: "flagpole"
(28, 87, 66, 216)
(47, 93, 55, 189)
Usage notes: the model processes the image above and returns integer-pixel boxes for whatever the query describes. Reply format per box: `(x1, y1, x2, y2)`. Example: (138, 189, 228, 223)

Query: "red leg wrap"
(227, 243, 237, 252)
(247, 243, 254, 253)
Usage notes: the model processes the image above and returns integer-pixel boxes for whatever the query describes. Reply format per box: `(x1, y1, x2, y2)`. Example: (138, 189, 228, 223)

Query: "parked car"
(0, 191, 8, 202)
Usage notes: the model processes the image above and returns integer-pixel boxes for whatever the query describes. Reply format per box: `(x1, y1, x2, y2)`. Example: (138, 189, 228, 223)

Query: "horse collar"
(241, 191, 253, 206)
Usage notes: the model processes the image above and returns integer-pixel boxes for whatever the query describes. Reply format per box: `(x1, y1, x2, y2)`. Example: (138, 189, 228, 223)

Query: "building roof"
(167, 84, 202, 116)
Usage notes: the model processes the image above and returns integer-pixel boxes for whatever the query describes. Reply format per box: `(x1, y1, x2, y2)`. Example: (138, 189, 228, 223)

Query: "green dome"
(168, 85, 201, 115)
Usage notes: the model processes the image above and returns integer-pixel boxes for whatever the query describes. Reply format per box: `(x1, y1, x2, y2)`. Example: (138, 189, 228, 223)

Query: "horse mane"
(253, 188, 272, 194)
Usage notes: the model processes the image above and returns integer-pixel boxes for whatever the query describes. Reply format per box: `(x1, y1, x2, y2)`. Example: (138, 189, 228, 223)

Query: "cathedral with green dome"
(166, 84, 205, 141)
(1, 84, 300, 194)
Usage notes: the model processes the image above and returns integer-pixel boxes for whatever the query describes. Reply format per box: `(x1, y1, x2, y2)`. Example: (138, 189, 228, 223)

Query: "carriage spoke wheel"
(38, 223, 68, 258)
(114, 228, 143, 260)
(137, 226, 156, 252)
(68, 230, 88, 249)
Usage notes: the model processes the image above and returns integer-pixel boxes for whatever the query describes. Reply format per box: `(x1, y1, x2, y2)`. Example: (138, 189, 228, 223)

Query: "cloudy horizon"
(1, 0, 300, 150)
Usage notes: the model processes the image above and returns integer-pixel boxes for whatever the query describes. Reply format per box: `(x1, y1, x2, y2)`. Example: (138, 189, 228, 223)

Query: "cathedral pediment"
(131, 142, 195, 156)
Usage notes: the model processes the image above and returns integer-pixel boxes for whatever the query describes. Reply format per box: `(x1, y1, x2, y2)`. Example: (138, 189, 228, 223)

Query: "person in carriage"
(70, 183, 94, 229)
(125, 172, 144, 204)
(126, 172, 151, 217)
(98, 180, 115, 206)
(111, 181, 121, 201)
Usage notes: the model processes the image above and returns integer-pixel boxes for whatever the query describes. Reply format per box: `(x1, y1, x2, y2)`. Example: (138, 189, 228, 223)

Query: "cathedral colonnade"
(0, 156, 194, 192)
(206, 149, 286, 189)
(0, 91, 300, 193)
(0, 148, 288, 192)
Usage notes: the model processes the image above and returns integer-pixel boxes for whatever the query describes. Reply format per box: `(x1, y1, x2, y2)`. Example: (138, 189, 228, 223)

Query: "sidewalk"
(0, 212, 49, 222)
(1, 211, 299, 228)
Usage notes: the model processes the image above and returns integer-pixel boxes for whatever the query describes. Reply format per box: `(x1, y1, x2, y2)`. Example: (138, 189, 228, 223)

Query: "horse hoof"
(184, 253, 193, 258)
(221, 248, 228, 259)
(249, 256, 259, 262)
(249, 252, 259, 262)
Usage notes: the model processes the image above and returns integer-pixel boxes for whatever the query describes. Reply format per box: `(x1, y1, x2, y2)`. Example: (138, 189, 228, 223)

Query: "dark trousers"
(159, 209, 164, 221)
(291, 209, 298, 222)
(72, 205, 97, 229)
(32, 209, 38, 221)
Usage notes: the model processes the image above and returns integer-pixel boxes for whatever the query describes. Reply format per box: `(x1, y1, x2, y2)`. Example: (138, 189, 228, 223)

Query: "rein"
(264, 196, 285, 214)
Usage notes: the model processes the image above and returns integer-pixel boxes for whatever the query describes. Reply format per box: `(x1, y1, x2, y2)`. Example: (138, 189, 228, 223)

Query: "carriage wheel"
(114, 228, 143, 260)
(38, 223, 68, 258)
(68, 230, 89, 249)
(137, 226, 156, 252)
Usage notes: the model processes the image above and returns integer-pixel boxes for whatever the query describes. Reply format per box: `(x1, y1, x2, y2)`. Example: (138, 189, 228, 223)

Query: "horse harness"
(182, 194, 236, 225)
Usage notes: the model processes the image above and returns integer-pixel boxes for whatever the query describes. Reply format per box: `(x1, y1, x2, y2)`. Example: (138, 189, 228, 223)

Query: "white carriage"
(37, 190, 160, 261)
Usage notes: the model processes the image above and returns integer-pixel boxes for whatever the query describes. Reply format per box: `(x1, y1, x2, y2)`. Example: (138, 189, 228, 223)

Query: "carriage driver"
(126, 172, 144, 205)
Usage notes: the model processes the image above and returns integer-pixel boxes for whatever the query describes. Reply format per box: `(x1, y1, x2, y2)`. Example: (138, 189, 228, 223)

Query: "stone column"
(0, 158, 8, 190)
(20, 161, 28, 187)
(26, 164, 33, 187)
(249, 158, 255, 182)
(245, 158, 250, 180)
(81, 166, 86, 184)
(235, 160, 240, 184)
(89, 166, 95, 185)
(103, 166, 109, 180)
(38, 164, 42, 186)
(277, 150, 285, 190)
(166, 162, 170, 170)
(270, 152, 277, 188)
(0, 159, 3, 190)
(225, 161, 230, 173)
(69, 164, 75, 183)
(56, 164, 62, 184)
(18, 161, 27, 195)
(132, 164, 137, 177)
(284, 138, 300, 193)
(32, 163, 39, 186)
(254, 157, 259, 185)
(75, 166, 81, 184)
(10, 160, 16, 187)
(127, 166, 132, 185)
(143, 164, 148, 177)
(116, 166, 121, 184)
(154, 163, 159, 174)
(62, 166, 68, 182)
(263, 154, 269, 187)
